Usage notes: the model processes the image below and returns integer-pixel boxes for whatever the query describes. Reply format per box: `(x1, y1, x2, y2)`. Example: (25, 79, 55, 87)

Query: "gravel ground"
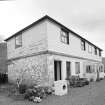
(0, 80, 105, 105)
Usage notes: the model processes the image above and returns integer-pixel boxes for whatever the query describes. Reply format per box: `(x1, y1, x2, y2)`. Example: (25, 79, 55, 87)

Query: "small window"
(94, 47, 97, 55)
(88, 44, 92, 53)
(86, 65, 92, 73)
(75, 62, 80, 74)
(61, 29, 69, 44)
(99, 65, 103, 72)
(15, 34, 22, 48)
(81, 40, 86, 51)
(99, 50, 101, 56)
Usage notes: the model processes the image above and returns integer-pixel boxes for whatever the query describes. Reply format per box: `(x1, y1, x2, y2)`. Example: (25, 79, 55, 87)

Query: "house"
(5, 15, 104, 86)
(0, 42, 7, 74)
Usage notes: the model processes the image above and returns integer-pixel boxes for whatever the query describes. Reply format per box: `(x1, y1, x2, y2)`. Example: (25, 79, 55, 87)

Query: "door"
(54, 60, 62, 81)
(66, 61, 71, 79)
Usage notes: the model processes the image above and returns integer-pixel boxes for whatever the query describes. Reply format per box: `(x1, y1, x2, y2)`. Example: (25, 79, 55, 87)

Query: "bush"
(24, 88, 34, 99)
(24, 85, 53, 103)
(44, 87, 53, 95)
(18, 84, 27, 94)
(90, 78, 94, 82)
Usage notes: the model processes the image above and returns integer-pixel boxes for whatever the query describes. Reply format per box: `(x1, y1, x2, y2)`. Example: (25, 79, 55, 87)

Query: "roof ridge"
(5, 15, 102, 51)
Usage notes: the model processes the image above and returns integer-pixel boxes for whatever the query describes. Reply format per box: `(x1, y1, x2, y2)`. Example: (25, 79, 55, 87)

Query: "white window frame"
(88, 44, 92, 53)
(81, 40, 86, 51)
(15, 33, 22, 48)
(75, 62, 80, 74)
(60, 29, 69, 44)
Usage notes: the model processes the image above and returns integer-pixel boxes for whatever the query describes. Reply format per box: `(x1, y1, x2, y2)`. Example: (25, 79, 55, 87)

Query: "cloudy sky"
(0, 0, 105, 56)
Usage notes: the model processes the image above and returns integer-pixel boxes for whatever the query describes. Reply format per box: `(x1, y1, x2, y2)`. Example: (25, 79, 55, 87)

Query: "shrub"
(24, 88, 34, 99)
(18, 84, 27, 94)
(24, 85, 53, 103)
(44, 87, 53, 95)
(90, 78, 94, 82)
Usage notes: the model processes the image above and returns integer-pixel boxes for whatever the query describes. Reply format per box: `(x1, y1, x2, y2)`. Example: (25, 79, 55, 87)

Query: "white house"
(5, 15, 104, 86)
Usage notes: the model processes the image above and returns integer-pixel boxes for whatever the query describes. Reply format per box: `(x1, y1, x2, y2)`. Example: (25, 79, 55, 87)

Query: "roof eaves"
(4, 15, 49, 41)
(4, 15, 103, 51)
(46, 16, 103, 51)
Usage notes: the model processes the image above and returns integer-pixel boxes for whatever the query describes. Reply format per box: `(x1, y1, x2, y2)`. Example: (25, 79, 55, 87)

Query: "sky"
(0, 0, 105, 56)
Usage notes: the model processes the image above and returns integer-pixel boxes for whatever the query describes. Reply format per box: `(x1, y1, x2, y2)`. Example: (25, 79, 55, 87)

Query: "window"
(94, 47, 97, 55)
(66, 61, 71, 79)
(99, 65, 103, 72)
(75, 62, 80, 74)
(86, 65, 92, 73)
(61, 29, 69, 44)
(15, 34, 22, 48)
(88, 44, 92, 53)
(99, 50, 101, 56)
(81, 40, 86, 50)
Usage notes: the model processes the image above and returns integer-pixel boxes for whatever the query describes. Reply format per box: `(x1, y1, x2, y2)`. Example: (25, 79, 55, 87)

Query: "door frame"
(54, 60, 62, 81)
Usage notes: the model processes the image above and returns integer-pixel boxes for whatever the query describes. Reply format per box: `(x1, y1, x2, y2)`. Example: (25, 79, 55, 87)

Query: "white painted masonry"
(47, 20, 101, 62)
(5, 15, 104, 86)
(7, 20, 47, 60)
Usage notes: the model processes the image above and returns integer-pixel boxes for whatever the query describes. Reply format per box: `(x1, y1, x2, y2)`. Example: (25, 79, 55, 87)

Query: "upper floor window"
(60, 29, 69, 44)
(86, 65, 94, 73)
(88, 44, 92, 53)
(81, 40, 86, 51)
(99, 50, 101, 56)
(15, 33, 22, 48)
(94, 47, 97, 55)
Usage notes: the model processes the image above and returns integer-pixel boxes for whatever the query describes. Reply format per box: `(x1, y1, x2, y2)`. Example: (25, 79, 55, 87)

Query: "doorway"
(54, 60, 62, 81)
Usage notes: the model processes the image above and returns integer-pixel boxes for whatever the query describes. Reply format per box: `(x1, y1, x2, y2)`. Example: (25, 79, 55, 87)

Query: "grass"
(0, 80, 104, 105)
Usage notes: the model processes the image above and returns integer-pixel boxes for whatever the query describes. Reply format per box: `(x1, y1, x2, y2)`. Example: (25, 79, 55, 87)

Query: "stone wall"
(8, 54, 50, 86)
(47, 54, 54, 86)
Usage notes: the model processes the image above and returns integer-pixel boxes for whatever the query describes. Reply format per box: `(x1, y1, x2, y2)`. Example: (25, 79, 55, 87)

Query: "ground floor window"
(75, 62, 80, 74)
(86, 65, 96, 73)
(86, 65, 92, 73)
(54, 60, 62, 81)
(66, 61, 71, 79)
(99, 65, 104, 72)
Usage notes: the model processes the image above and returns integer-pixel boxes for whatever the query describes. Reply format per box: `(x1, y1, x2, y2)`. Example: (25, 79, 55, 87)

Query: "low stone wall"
(8, 54, 50, 86)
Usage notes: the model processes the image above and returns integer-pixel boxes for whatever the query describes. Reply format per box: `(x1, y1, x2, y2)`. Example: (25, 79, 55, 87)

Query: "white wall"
(47, 20, 102, 62)
(7, 19, 102, 62)
(7, 20, 48, 59)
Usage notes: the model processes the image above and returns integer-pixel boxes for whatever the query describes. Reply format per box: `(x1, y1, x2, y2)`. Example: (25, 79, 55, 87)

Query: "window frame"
(94, 47, 97, 55)
(75, 62, 80, 74)
(60, 28, 69, 44)
(99, 50, 101, 57)
(86, 65, 92, 73)
(15, 33, 22, 48)
(81, 40, 86, 51)
(88, 44, 92, 53)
